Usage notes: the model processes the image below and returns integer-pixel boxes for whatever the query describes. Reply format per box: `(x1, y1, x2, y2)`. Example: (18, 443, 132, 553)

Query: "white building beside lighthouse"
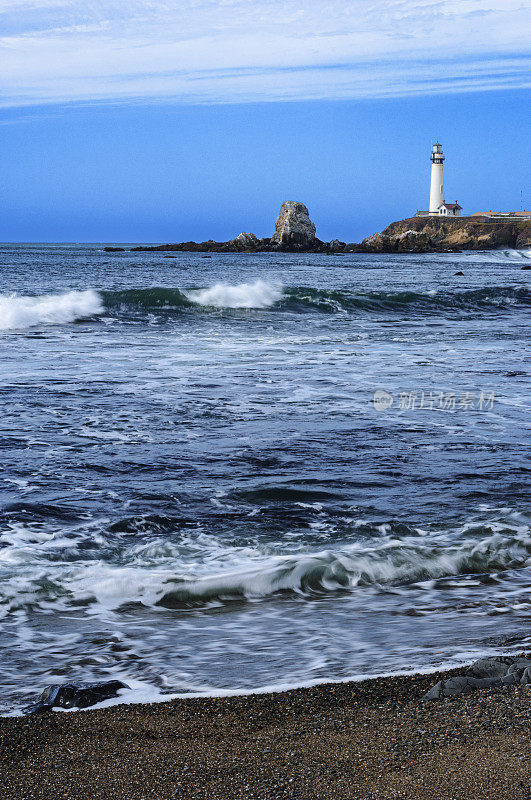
(416, 142, 462, 217)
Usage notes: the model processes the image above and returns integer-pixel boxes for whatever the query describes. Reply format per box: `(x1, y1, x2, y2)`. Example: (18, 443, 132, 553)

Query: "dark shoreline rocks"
(124, 213, 530, 255)
(19, 656, 530, 717)
(423, 656, 531, 700)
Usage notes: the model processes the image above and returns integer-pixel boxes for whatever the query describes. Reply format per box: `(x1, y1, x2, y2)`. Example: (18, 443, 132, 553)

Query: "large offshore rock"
(271, 202, 317, 248)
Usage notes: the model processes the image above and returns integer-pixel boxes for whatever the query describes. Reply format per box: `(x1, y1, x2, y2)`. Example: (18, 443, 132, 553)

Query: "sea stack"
(271, 201, 317, 248)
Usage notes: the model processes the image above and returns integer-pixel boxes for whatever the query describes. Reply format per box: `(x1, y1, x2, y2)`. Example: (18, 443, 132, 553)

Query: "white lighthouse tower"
(429, 141, 445, 214)
(414, 141, 462, 217)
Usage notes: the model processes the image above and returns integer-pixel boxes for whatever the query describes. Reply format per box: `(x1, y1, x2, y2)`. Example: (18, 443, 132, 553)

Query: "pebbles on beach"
(1, 666, 530, 800)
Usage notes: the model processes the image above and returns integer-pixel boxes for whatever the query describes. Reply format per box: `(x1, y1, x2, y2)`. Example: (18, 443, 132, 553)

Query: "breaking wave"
(156, 527, 530, 607)
(101, 283, 530, 316)
(103, 281, 531, 314)
(1, 519, 529, 613)
(2, 283, 529, 330)
(184, 280, 283, 308)
(0, 290, 103, 330)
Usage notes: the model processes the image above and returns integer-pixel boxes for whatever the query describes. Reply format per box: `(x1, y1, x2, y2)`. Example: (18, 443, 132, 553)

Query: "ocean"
(0, 244, 529, 713)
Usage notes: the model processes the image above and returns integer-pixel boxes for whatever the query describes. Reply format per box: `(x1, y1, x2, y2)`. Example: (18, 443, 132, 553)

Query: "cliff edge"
(358, 216, 531, 253)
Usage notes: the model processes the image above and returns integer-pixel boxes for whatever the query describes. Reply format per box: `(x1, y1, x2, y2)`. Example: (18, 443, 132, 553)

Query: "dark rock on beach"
(23, 681, 129, 714)
(423, 656, 531, 700)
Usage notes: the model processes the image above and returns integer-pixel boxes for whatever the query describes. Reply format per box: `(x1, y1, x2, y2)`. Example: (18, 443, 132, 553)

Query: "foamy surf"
(156, 526, 531, 607)
(0, 290, 103, 330)
(2, 518, 528, 614)
(1, 243, 530, 715)
(184, 280, 283, 308)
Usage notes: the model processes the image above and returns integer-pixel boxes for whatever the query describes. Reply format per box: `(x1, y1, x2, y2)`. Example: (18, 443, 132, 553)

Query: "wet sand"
(1, 667, 530, 800)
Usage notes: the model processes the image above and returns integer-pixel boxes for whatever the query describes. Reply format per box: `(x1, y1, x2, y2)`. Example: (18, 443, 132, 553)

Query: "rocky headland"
(359, 215, 531, 253)
(109, 201, 531, 255)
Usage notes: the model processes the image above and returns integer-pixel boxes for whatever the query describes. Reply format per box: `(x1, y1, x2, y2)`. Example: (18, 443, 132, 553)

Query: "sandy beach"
(1, 665, 529, 800)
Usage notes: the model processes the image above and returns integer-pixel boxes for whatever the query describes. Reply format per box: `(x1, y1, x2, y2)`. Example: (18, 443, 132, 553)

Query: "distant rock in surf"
(231, 232, 260, 250)
(271, 202, 317, 249)
(329, 239, 347, 252)
(104, 247, 125, 252)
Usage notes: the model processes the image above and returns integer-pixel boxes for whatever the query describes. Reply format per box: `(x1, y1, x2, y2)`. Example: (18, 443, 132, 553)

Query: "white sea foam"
(0, 290, 103, 330)
(4, 519, 527, 615)
(156, 525, 530, 606)
(185, 280, 283, 308)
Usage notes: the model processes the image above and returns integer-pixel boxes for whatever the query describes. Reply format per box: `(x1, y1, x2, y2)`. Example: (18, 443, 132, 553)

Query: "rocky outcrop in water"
(126, 207, 530, 254)
(271, 202, 317, 248)
(423, 656, 531, 700)
(231, 232, 259, 249)
(130, 202, 327, 253)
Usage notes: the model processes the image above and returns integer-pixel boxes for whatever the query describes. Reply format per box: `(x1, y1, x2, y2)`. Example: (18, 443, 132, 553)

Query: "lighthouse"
(429, 141, 445, 214)
(415, 142, 462, 217)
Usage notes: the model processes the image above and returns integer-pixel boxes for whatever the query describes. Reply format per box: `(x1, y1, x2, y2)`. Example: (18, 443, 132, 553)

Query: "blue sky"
(1, 0, 530, 242)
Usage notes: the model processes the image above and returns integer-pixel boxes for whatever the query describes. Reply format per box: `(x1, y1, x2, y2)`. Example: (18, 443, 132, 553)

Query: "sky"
(1, 0, 530, 242)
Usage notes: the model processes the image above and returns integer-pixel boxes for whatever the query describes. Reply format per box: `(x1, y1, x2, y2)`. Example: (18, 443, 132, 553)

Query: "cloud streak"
(1, 0, 530, 107)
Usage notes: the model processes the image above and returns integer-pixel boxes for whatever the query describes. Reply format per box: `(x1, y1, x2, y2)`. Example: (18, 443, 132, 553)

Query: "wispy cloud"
(1, 0, 530, 107)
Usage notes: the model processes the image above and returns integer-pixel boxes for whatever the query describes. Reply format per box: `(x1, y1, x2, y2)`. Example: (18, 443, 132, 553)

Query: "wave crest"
(1, 518, 528, 614)
(2, 283, 528, 330)
(101, 284, 530, 316)
(156, 526, 530, 607)
(184, 280, 283, 308)
(0, 290, 103, 330)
